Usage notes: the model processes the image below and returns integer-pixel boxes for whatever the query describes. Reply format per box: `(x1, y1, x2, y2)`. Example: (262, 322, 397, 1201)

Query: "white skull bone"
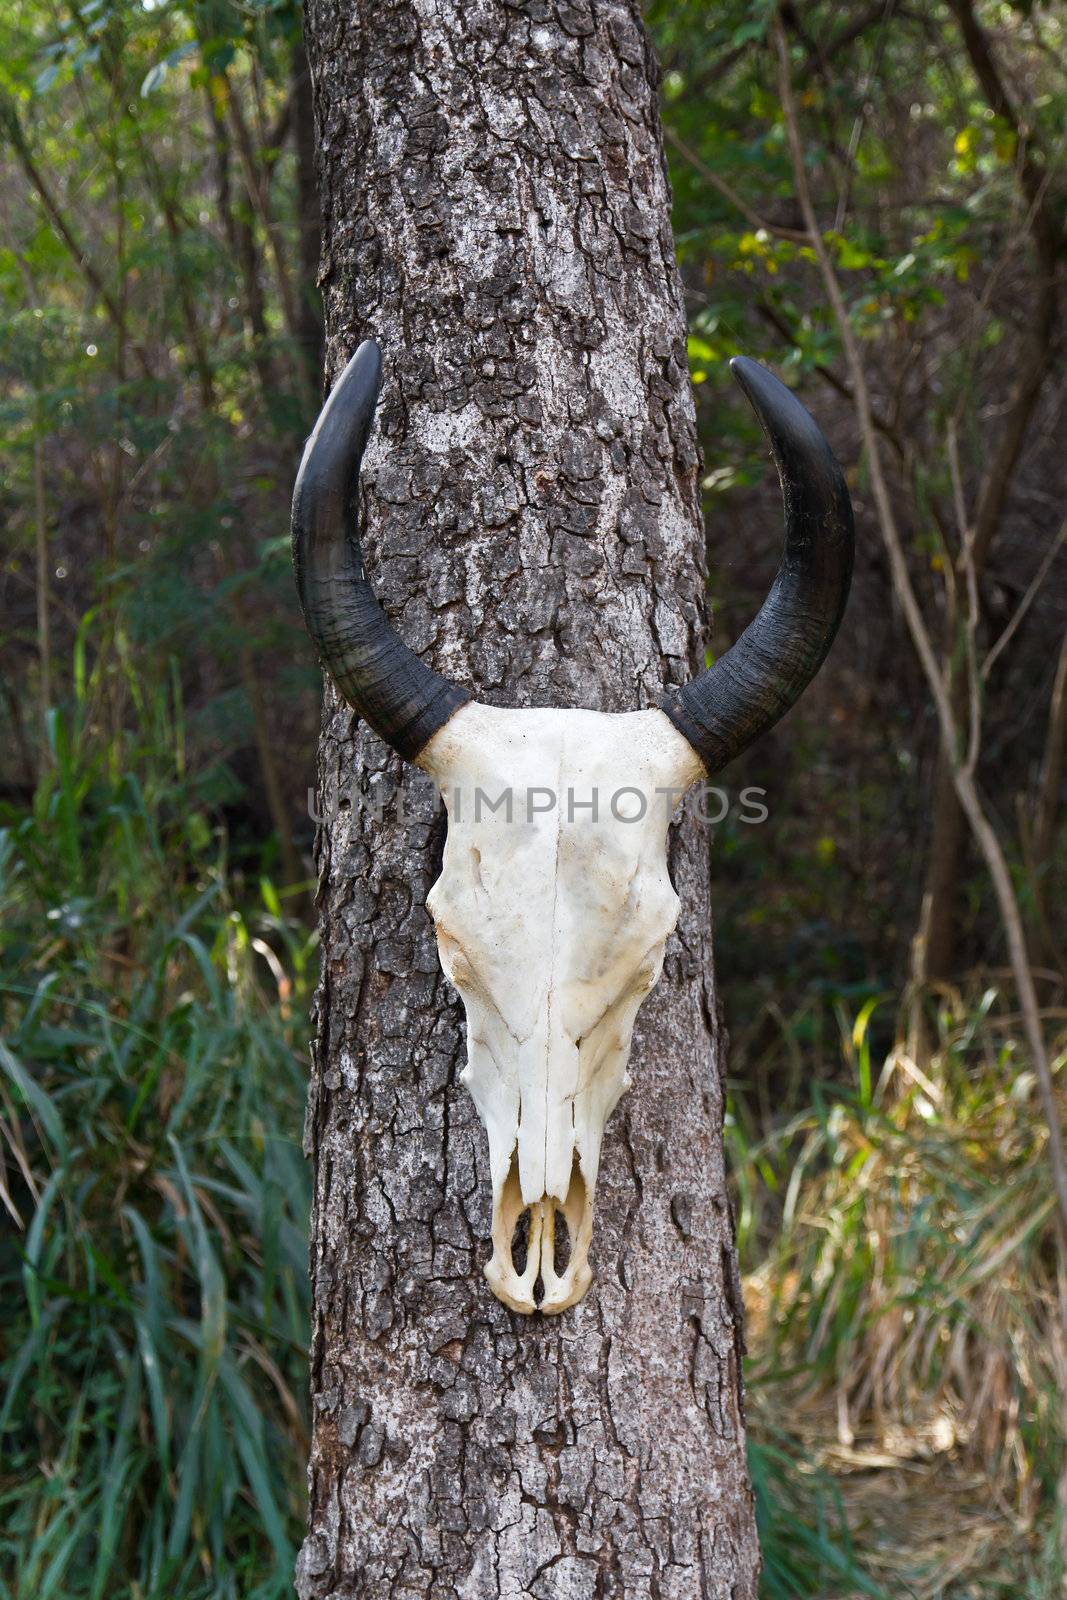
(417, 701, 703, 1314)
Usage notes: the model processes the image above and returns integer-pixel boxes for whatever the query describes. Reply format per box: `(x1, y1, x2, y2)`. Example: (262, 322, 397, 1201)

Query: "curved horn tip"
(294, 338, 383, 510)
(346, 335, 382, 384)
(728, 354, 827, 455)
(660, 354, 853, 775)
(327, 337, 383, 417)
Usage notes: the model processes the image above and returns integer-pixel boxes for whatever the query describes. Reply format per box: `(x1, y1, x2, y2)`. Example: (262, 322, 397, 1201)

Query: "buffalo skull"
(292, 341, 853, 1314)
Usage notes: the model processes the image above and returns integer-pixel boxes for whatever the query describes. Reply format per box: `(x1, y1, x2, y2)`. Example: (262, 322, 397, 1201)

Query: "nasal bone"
(515, 1023, 580, 1207)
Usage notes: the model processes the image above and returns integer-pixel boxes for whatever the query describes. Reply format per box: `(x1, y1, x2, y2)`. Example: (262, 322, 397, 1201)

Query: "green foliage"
(748, 1427, 889, 1599)
(0, 640, 314, 1599)
(0, 3, 319, 1587)
(651, 0, 1066, 464)
(0, 0, 317, 835)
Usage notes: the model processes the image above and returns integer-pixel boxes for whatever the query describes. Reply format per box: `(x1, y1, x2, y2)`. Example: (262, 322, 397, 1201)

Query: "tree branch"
(947, 0, 1059, 262)
(662, 125, 810, 241)
(1, 98, 152, 379)
(774, 14, 1067, 1242)
(982, 512, 1067, 680)
(1034, 631, 1067, 871)
(947, 0, 1061, 574)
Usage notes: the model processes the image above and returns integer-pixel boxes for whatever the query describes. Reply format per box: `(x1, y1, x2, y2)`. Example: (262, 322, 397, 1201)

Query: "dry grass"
(750, 1387, 1061, 1597)
(734, 984, 1067, 1597)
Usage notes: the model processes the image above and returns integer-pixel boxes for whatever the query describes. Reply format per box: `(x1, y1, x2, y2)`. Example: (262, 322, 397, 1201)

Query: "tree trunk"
(296, 4, 759, 1596)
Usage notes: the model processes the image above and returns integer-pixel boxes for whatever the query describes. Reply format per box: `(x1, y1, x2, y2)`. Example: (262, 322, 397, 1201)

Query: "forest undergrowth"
(1, 652, 1061, 1598)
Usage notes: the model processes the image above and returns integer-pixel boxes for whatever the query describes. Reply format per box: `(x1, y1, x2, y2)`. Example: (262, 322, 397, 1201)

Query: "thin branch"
(658, 43, 748, 106)
(662, 126, 810, 242)
(983, 513, 1067, 679)
(947, 422, 982, 775)
(947, 0, 1059, 263)
(833, 0, 897, 234)
(226, 76, 304, 344)
(947, 0, 1061, 576)
(262, 94, 293, 175)
(827, 1, 910, 59)
(202, 80, 275, 397)
(906, 0, 1063, 985)
(0, 99, 152, 380)
(132, 129, 216, 410)
(1034, 632, 1067, 870)
(774, 15, 1067, 1242)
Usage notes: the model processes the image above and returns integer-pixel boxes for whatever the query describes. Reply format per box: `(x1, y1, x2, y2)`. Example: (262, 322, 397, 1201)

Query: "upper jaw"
(485, 1158, 594, 1315)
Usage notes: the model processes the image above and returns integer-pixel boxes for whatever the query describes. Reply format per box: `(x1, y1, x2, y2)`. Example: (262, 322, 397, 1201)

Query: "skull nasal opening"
(498, 1151, 588, 1313)
(509, 1206, 531, 1277)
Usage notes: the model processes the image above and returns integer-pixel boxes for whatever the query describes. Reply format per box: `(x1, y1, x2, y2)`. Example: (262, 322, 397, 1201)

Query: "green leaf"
(0, 1039, 67, 1157)
(89, 1355, 143, 1600)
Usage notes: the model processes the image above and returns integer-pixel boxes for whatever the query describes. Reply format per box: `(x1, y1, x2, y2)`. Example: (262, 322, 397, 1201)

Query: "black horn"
(661, 357, 854, 774)
(292, 341, 471, 761)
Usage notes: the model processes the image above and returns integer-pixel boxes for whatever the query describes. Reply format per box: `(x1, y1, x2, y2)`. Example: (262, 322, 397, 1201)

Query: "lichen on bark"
(297, 2, 760, 1594)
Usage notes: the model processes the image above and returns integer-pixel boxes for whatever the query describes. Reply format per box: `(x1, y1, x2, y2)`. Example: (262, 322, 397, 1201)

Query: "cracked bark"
(296, 3, 759, 1595)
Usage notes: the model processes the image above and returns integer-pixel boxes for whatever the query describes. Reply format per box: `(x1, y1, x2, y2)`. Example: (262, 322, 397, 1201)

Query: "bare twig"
(662, 126, 810, 242)
(261, 94, 293, 176)
(1, 99, 152, 380)
(947, 0, 1058, 262)
(947, 0, 1060, 575)
(202, 81, 275, 397)
(225, 76, 304, 345)
(1034, 631, 1067, 870)
(833, 0, 897, 234)
(133, 130, 216, 410)
(774, 16, 1067, 1241)
(947, 423, 982, 774)
(982, 513, 1067, 679)
(224, 74, 315, 416)
(911, 0, 1061, 983)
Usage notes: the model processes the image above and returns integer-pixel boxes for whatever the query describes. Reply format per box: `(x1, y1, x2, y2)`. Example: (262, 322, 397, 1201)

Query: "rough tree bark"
(296, 3, 759, 1595)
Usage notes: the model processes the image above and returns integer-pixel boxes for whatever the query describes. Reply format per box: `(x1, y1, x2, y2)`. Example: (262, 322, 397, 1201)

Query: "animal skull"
(292, 340, 853, 1313)
(417, 702, 701, 1313)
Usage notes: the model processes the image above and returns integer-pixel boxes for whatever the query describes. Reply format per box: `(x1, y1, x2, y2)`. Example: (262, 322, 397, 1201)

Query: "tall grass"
(0, 646, 315, 1599)
(730, 988, 1066, 1593)
(747, 1425, 891, 1599)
